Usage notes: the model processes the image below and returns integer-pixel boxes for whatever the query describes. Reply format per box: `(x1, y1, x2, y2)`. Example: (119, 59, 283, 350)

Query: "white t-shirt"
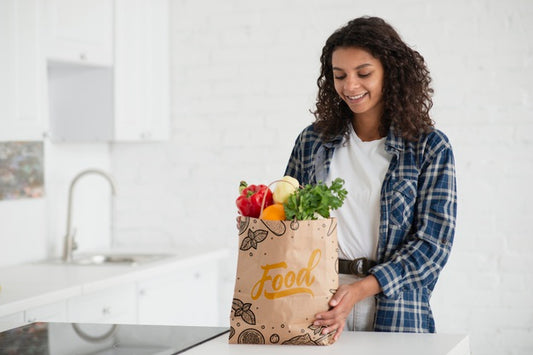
(326, 125, 392, 261)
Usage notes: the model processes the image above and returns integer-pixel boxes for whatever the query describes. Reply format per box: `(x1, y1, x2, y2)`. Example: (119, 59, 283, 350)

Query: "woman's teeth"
(347, 93, 366, 100)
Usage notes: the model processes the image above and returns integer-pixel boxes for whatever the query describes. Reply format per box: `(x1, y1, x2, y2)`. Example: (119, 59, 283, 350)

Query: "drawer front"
(67, 284, 136, 324)
(25, 301, 67, 323)
(0, 312, 25, 332)
(137, 263, 218, 326)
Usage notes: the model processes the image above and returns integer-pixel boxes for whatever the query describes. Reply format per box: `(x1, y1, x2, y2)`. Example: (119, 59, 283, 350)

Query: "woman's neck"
(352, 116, 383, 141)
(351, 101, 385, 141)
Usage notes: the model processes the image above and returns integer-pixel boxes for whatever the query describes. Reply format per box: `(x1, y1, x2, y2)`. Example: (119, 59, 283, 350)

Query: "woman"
(284, 16, 457, 339)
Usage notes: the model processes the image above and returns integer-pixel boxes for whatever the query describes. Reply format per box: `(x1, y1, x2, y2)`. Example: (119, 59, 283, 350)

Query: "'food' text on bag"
(251, 249, 321, 300)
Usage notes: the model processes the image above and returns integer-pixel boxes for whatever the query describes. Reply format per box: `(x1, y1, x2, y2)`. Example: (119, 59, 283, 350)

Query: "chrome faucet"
(62, 169, 117, 262)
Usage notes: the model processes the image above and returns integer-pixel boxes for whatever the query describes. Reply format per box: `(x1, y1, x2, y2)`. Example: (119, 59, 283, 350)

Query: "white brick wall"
(110, 1, 533, 354)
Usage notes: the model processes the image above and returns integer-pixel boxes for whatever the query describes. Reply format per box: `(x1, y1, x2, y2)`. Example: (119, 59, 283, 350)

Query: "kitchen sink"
(43, 253, 174, 266)
(71, 253, 173, 266)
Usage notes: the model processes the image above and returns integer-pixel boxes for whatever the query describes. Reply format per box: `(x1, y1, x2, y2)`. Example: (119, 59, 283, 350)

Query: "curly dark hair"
(313, 16, 434, 142)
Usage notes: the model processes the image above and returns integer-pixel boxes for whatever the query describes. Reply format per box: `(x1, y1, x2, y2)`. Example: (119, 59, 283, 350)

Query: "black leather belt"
(338, 258, 377, 277)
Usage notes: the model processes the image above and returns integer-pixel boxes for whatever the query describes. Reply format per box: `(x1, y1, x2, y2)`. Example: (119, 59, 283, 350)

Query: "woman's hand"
(314, 283, 358, 340)
(314, 275, 381, 341)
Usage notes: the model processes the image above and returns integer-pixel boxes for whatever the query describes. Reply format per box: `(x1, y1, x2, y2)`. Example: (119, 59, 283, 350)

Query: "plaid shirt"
(284, 124, 457, 333)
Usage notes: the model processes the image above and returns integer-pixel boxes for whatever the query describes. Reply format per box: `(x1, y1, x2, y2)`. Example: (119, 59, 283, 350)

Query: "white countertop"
(184, 331, 471, 355)
(0, 247, 229, 317)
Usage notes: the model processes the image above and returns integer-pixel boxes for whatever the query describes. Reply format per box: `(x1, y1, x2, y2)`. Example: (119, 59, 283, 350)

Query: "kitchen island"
(0, 322, 470, 355)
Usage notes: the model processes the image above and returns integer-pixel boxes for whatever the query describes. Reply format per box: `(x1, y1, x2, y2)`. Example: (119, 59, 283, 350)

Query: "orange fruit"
(260, 203, 286, 221)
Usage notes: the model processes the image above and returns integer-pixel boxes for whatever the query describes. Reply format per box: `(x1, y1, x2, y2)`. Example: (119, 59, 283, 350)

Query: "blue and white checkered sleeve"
(372, 136, 457, 299)
(284, 132, 304, 183)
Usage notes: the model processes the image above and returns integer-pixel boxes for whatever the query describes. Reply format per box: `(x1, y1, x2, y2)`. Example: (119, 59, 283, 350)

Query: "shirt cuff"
(370, 262, 405, 299)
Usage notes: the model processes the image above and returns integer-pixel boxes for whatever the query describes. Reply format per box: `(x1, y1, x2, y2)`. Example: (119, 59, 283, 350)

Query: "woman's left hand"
(314, 275, 381, 341)
(313, 283, 358, 340)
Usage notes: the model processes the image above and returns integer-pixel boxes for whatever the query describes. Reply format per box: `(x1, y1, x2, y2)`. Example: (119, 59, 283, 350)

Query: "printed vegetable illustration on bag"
(230, 177, 347, 346)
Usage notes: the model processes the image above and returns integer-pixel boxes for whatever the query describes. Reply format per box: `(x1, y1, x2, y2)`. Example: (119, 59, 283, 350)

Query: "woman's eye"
(334, 75, 346, 80)
(358, 72, 371, 78)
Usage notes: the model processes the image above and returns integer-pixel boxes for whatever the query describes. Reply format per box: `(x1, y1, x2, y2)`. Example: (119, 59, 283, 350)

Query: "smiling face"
(331, 47, 384, 122)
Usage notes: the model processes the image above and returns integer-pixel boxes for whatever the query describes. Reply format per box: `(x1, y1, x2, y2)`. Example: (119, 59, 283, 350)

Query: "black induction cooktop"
(0, 322, 229, 355)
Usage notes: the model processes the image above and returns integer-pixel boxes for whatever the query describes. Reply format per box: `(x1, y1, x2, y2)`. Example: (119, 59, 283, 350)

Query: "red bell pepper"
(236, 181, 274, 218)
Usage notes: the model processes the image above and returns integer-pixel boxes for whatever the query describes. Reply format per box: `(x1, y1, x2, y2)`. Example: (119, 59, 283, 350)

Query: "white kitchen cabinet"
(0, 0, 45, 141)
(114, 0, 170, 141)
(46, 0, 170, 142)
(24, 300, 67, 323)
(67, 284, 137, 324)
(43, 0, 113, 66)
(137, 262, 219, 326)
(47, 62, 114, 141)
(0, 312, 24, 332)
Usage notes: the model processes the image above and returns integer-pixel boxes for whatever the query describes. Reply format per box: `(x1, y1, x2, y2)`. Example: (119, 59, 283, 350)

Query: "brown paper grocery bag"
(229, 216, 338, 345)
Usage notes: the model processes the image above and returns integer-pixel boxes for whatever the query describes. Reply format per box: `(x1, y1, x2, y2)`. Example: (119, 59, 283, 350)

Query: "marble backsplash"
(0, 141, 44, 200)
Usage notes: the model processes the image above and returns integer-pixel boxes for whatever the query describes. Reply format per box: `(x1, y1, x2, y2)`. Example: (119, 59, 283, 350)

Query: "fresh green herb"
(284, 178, 347, 220)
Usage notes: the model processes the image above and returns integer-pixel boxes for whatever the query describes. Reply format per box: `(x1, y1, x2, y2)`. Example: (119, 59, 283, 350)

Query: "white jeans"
(339, 274, 376, 331)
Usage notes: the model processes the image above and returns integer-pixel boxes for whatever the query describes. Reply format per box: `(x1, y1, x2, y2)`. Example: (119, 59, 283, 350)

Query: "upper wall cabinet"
(46, 0, 170, 142)
(114, 0, 169, 141)
(0, 0, 45, 141)
(43, 0, 113, 66)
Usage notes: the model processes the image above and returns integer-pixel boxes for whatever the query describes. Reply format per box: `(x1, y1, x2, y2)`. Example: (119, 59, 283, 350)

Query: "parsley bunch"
(284, 178, 347, 220)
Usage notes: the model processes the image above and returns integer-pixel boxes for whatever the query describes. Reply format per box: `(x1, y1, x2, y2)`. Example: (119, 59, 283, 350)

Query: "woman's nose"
(344, 76, 361, 91)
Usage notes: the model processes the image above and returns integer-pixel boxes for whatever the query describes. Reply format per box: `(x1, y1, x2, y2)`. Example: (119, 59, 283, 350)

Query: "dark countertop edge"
(175, 328, 230, 354)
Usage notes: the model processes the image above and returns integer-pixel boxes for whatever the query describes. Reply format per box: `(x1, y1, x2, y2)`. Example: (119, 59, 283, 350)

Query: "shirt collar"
(323, 134, 343, 149)
(384, 125, 404, 155)
(321, 124, 405, 152)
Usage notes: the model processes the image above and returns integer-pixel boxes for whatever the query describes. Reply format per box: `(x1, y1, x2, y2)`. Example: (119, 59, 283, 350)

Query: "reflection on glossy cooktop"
(0, 322, 229, 355)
